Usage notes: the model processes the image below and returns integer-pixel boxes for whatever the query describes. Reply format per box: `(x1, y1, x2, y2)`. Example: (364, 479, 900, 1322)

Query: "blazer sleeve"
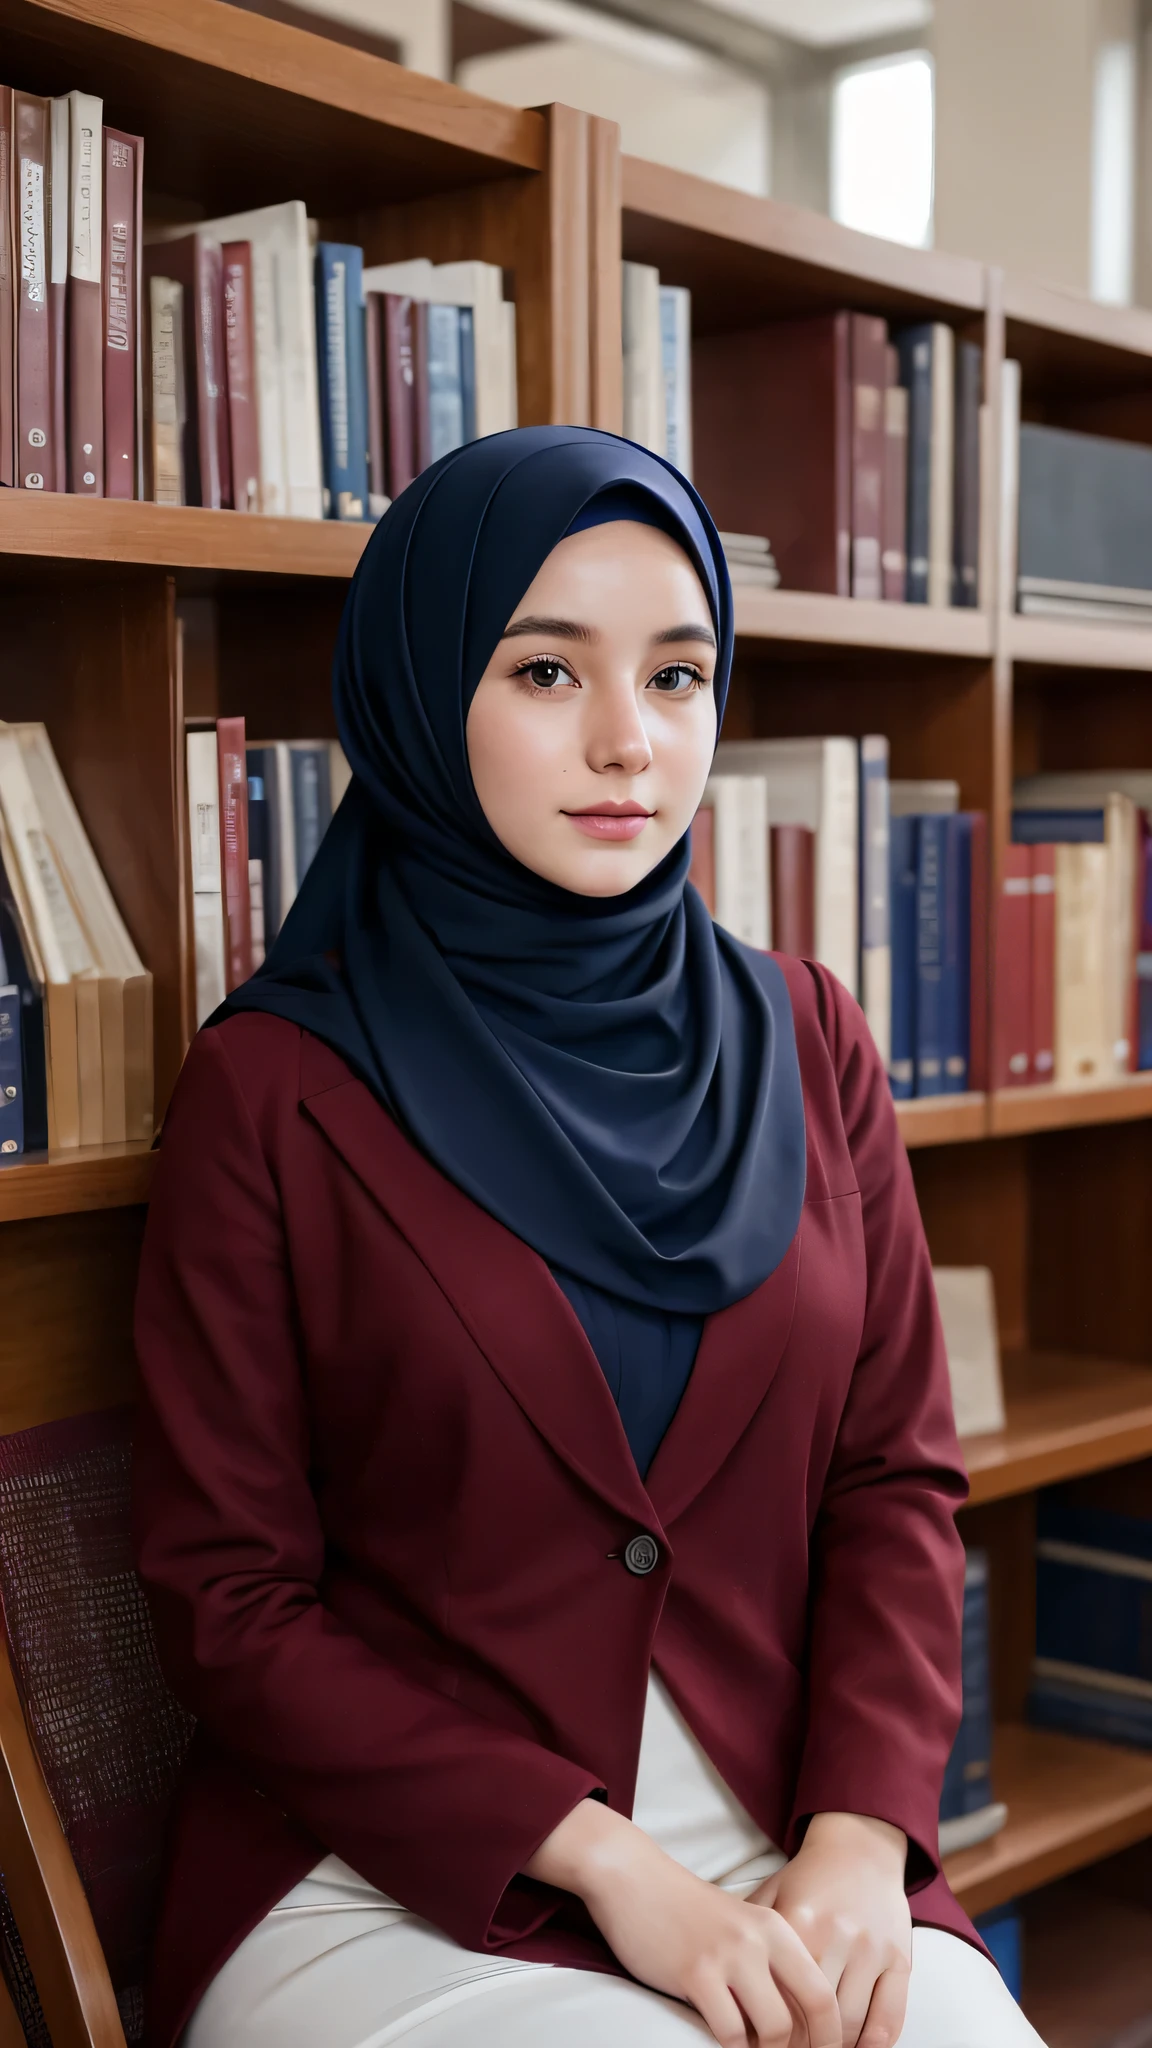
(132, 1027, 602, 1953)
(787, 967, 969, 1888)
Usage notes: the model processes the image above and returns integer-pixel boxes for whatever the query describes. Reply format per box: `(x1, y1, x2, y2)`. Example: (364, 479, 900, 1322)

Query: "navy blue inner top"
(551, 1272, 702, 1477)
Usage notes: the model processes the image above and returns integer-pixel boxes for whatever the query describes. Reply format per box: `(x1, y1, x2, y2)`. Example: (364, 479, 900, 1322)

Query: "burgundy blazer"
(133, 955, 978, 2048)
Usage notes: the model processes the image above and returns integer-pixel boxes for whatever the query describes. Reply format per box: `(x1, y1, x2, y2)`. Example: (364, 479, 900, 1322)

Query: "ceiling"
(703, 0, 930, 42)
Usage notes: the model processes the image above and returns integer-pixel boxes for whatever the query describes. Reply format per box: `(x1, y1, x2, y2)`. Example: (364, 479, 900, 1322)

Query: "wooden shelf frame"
(964, 1351, 1152, 1505)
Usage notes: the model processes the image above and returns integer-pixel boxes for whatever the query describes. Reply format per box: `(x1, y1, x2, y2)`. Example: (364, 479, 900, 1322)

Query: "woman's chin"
(546, 847, 665, 898)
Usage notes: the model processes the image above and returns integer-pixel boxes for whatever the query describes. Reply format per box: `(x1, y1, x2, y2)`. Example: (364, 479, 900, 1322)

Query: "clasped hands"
(525, 1801, 912, 2047)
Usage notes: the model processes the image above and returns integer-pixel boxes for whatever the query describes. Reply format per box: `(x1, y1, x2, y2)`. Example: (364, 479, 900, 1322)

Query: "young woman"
(133, 427, 1046, 2048)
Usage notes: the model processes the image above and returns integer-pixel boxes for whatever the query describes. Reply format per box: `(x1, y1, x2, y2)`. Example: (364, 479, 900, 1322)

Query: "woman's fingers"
(688, 1967, 764, 2048)
(857, 1958, 911, 2048)
(757, 1909, 844, 2048)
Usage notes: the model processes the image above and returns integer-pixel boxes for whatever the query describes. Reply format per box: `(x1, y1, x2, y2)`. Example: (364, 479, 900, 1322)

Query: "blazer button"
(623, 1533, 660, 1576)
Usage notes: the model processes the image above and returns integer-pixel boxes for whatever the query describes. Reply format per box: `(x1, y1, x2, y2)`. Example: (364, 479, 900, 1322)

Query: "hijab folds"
(218, 427, 805, 1317)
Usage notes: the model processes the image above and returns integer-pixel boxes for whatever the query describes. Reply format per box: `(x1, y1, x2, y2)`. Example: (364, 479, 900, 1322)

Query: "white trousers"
(186, 1676, 1047, 2048)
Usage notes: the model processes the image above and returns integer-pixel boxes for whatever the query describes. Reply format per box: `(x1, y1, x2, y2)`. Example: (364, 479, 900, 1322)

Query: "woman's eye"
(649, 663, 703, 694)
(521, 659, 567, 689)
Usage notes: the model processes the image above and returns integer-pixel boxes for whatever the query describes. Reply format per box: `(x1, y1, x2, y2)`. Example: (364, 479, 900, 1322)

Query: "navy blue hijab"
(218, 427, 805, 1316)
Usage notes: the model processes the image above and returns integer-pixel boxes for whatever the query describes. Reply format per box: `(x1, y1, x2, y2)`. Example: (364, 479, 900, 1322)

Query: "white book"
(186, 732, 226, 1029)
(932, 1266, 1005, 1438)
(938, 1802, 1008, 1858)
(361, 258, 436, 298)
(151, 201, 322, 519)
(622, 262, 664, 456)
(859, 734, 891, 1067)
(659, 284, 692, 480)
(1054, 843, 1110, 1086)
(704, 774, 769, 949)
(48, 99, 69, 293)
(927, 322, 955, 608)
(713, 738, 859, 996)
(503, 300, 518, 428)
(889, 779, 960, 818)
(67, 91, 102, 288)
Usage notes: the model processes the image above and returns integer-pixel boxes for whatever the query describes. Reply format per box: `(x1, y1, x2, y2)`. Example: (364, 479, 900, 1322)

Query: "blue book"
(0, 851, 48, 1155)
(939, 814, 972, 1094)
(1035, 1496, 1152, 1685)
(459, 306, 476, 443)
(289, 745, 333, 888)
(1011, 807, 1105, 844)
(896, 325, 933, 603)
(427, 303, 465, 463)
(940, 1550, 993, 1822)
(247, 748, 284, 946)
(1028, 1669, 1152, 1749)
(974, 1905, 1023, 2003)
(888, 814, 917, 1099)
(915, 814, 945, 1094)
(315, 242, 370, 522)
(0, 979, 24, 1162)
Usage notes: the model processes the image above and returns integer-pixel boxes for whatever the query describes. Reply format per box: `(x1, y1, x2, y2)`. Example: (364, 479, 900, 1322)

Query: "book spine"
(660, 284, 692, 480)
(1036, 1546, 1152, 1685)
(834, 310, 852, 598)
(0, 985, 25, 1159)
(315, 243, 366, 521)
(1138, 812, 1152, 1070)
(898, 326, 932, 603)
(194, 238, 227, 509)
(186, 730, 226, 1025)
(344, 247, 370, 517)
(967, 811, 989, 1093)
(149, 275, 185, 506)
(859, 734, 891, 1066)
(688, 804, 715, 917)
(216, 717, 251, 994)
(222, 242, 260, 515)
(940, 1553, 993, 1821)
(66, 91, 104, 496)
(102, 129, 139, 501)
(1028, 1675, 1152, 1751)
(14, 95, 50, 494)
(881, 347, 908, 602)
(289, 745, 332, 888)
(427, 302, 465, 465)
(48, 99, 69, 493)
(927, 323, 955, 607)
(915, 814, 945, 1095)
(953, 340, 982, 608)
(364, 291, 387, 514)
(0, 88, 16, 488)
(770, 825, 815, 959)
(383, 293, 416, 497)
(1054, 842, 1111, 1084)
(849, 314, 887, 601)
(246, 772, 267, 970)
(940, 815, 972, 1093)
(888, 814, 917, 1099)
(246, 748, 281, 947)
(412, 298, 431, 476)
(459, 304, 476, 445)
(992, 845, 1033, 1088)
(1030, 843, 1056, 1083)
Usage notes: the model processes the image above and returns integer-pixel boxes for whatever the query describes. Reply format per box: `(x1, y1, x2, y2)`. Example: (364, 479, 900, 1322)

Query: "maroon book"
(770, 824, 816, 958)
(382, 292, 415, 497)
(365, 291, 386, 510)
(991, 844, 1032, 1089)
(412, 297, 431, 478)
(67, 94, 105, 496)
(0, 88, 15, 489)
(103, 128, 142, 501)
(216, 717, 252, 993)
(693, 314, 851, 595)
(14, 94, 51, 493)
(688, 804, 715, 915)
(143, 235, 230, 508)
(881, 343, 908, 602)
(48, 97, 68, 494)
(1029, 842, 1056, 1084)
(222, 242, 260, 514)
(849, 314, 887, 601)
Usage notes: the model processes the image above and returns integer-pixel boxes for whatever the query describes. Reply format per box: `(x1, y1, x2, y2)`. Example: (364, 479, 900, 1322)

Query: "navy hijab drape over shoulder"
(218, 427, 805, 1320)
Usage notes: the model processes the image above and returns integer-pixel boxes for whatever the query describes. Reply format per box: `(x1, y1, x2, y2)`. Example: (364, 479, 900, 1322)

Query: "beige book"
(714, 737, 859, 997)
(0, 735, 90, 1147)
(932, 1266, 1005, 1438)
(704, 774, 770, 950)
(622, 262, 664, 456)
(0, 801, 57, 1150)
(1103, 792, 1139, 1076)
(927, 322, 955, 608)
(149, 274, 185, 507)
(186, 730, 226, 1028)
(1054, 843, 1111, 1085)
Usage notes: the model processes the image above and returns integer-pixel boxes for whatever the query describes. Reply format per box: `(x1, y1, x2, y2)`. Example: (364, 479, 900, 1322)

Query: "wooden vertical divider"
(587, 114, 623, 435)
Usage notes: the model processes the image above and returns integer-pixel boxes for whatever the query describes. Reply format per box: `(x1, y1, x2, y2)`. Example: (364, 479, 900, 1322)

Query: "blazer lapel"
(644, 1233, 802, 1528)
(298, 1040, 654, 1530)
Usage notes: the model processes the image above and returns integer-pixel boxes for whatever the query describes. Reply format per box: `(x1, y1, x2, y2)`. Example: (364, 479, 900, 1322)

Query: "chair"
(0, 1404, 193, 2048)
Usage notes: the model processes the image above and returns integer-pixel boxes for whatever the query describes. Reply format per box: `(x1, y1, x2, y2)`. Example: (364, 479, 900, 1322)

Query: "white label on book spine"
(20, 160, 45, 298)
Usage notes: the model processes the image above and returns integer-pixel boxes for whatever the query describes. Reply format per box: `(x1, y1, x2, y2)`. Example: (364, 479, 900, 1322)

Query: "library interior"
(2, 0, 1152, 2043)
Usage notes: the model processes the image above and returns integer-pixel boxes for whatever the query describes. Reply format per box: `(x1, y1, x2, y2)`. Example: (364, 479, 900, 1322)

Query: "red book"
(688, 805, 715, 915)
(1030, 843, 1056, 1084)
(849, 314, 887, 601)
(881, 343, 908, 602)
(103, 127, 142, 501)
(0, 88, 15, 489)
(14, 94, 51, 493)
(216, 717, 252, 994)
(144, 234, 230, 508)
(693, 313, 851, 595)
(967, 811, 989, 1092)
(991, 844, 1033, 1089)
(382, 292, 415, 497)
(770, 824, 816, 957)
(222, 242, 260, 513)
(412, 297, 431, 478)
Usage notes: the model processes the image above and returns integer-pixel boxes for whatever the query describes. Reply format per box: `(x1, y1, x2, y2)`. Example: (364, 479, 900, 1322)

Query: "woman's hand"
(749, 1811, 912, 2048)
(525, 1798, 842, 2046)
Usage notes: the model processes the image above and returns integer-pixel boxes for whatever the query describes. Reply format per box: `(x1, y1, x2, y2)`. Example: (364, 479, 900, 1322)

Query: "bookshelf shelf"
(895, 1093, 987, 1148)
(945, 1723, 1152, 1917)
(1008, 612, 1152, 673)
(733, 589, 993, 658)
(0, 494, 369, 582)
(964, 1351, 1152, 1505)
(0, 1144, 155, 1224)
(988, 1075, 1152, 1136)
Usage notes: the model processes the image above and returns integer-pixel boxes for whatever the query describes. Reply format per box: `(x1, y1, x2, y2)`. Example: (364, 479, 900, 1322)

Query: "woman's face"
(466, 520, 718, 897)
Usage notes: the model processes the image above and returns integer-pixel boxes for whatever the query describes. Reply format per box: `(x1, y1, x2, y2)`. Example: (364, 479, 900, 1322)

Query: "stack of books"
(692, 309, 982, 608)
(719, 532, 780, 589)
(186, 721, 350, 1027)
(1029, 1481, 1152, 1749)
(1017, 419, 1152, 624)
(621, 262, 692, 478)
(939, 1549, 1008, 1856)
(0, 723, 152, 1156)
(0, 83, 517, 519)
(994, 771, 1152, 1089)
(687, 735, 987, 1102)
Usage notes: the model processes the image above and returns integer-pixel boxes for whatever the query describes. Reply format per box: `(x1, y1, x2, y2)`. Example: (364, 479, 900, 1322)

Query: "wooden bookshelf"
(946, 1725, 1152, 1918)
(0, 495, 369, 582)
(895, 1093, 988, 1148)
(0, 1145, 156, 1224)
(1008, 612, 1152, 672)
(965, 1352, 1152, 1505)
(733, 588, 993, 658)
(988, 1075, 1152, 1136)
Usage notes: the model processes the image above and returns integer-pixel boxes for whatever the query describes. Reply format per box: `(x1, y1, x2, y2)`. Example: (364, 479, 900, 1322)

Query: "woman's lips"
(563, 805, 654, 841)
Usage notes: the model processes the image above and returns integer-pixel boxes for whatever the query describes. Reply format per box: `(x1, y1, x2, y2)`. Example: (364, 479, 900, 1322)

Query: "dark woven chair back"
(0, 1406, 193, 2045)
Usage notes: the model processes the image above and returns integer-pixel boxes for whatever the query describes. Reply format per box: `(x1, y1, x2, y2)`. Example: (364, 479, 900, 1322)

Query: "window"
(830, 51, 934, 249)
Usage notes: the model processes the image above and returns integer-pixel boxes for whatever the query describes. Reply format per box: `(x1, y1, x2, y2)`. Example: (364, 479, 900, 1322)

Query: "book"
(67, 90, 104, 496)
(144, 234, 229, 509)
(426, 301, 467, 465)
(0, 732, 87, 1146)
(688, 804, 715, 916)
(927, 324, 956, 607)
(953, 340, 982, 607)
(890, 779, 959, 817)
(15, 93, 51, 494)
(1030, 1487, 1152, 1751)
(315, 242, 369, 520)
(770, 825, 815, 959)
(859, 735, 891, 1065)
(938, 1802, 1008, 1856)
(897, 324, 932, 603)
(881, 346, 908, 602)
(246, 772, 268, 971)
(424, 258, 513, 439)
(889, 814, 917, 1099)
(1139, 815, 1152, 1071)
(849, 313, 887, 601)
(940, 1550, 994, 1821)
(704, 775, 769, 948)
(932, 1268, 1005, 1437)
(1030, 843, 1056, 1083)
(187, 730, 226, 1028)
(944, 814, 974, 1092)
(245, 746, 284, 946)
(1014, 787, 1140, 1081)
(915, 814, 946, 1095)
(695, 314, 851, 596)
(992, 845, 1032, 1089)
(973, 1906, 1022, 2004)
(0, 980, 24, 1159)
(659, 284, 692, 480)
(289, 743, 332, 887)
(0, 89, 13, 489)
(412, 298, 431, 475)
(47, 97, 68, 493)
(223, 242, 260, 514)
(622, 261, 664, 455)
(1055, 841, 1111, 1085)
(713, 737, 859, 994)
(380, 293, 416, 497)
(1018, 422, 1152, 603)
(102, 127, 142, 503)
(0, 846, 50, 1155)
(148, 275, 185, 507)
(216, 718, 252, 994)
(968, 812, 989, 1092)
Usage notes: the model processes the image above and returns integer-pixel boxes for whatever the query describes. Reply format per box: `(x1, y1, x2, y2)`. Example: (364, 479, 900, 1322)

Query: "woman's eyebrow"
(652, 623, 717, 648)
(501, 615, 596, 642)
